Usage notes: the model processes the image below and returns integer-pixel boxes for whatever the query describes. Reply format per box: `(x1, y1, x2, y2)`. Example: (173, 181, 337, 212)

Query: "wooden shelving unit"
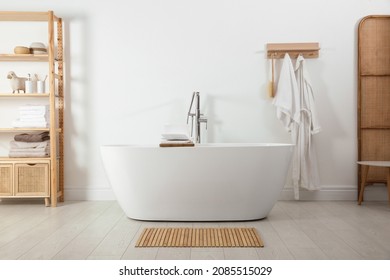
(0, 11, 64, 207)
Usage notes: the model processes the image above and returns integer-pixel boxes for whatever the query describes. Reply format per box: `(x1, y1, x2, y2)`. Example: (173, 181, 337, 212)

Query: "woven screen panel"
(361, 130, 390, 182)
(360, 18, 390, 75)
(361, 77, 390, 128)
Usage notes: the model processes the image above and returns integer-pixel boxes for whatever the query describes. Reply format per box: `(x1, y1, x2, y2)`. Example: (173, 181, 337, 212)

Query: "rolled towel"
(14, 132, 49, 142)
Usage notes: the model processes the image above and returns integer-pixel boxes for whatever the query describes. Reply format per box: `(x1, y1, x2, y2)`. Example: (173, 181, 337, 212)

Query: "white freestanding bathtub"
(100, 143, 293, 221)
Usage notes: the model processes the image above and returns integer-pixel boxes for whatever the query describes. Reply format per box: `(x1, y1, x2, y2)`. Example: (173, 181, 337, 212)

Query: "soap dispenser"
(25, 73, 33, 93)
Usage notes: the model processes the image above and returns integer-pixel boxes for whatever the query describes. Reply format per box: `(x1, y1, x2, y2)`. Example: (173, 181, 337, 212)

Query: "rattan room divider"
(357, 15, 390, 197)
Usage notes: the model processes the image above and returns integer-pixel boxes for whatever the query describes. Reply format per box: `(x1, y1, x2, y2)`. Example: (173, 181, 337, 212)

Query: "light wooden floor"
(0, 200, 389, 260)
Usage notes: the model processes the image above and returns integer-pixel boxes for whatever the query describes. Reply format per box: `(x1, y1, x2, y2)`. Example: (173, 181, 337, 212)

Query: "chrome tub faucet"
(187, 92, 207, 143)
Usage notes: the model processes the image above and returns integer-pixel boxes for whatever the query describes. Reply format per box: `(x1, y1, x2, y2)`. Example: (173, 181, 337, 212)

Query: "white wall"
(1, 0, 390, 200)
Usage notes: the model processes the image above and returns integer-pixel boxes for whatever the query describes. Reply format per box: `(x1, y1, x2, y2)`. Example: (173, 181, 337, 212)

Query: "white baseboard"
(64, 184, 389, 202)
(279, 184, 389, 201)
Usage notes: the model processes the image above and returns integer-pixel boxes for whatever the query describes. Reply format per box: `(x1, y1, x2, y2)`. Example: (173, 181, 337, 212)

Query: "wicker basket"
(0, 164, 13, 196)
(14, 163, 49, 196)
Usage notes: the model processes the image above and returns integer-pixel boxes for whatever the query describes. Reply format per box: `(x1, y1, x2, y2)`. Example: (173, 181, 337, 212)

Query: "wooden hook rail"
(267, 42, 320, 59)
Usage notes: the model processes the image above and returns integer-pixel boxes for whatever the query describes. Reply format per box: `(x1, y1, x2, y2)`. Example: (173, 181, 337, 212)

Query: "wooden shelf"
(0, 93, 49, 97)
(0, 157, 50, 161)
(0, 128, 50, 132)
(0, 11, 58, 22)
(0, 128, 62, 133)
(0, 54, 48, 61)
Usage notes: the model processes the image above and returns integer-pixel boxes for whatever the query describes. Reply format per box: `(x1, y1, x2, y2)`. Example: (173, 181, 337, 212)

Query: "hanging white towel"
(273, 53, 321, 199)
(272, 53, 301, 132)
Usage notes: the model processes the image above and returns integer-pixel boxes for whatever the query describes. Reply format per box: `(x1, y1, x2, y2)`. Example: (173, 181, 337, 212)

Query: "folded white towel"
(161, 124, 190, 140)
(19, 117, 48, 123)
(161, 134, 190, 141)
(18, 112, 48, 118)
(160, 140, 193, 144)
(12, 120, 49, 128)
(19, 105, 49, 112)
(18, 110, 48, 114)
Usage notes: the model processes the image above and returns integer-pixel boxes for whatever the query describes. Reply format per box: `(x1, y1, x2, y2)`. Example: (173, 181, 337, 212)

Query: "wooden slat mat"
(136, 227, 264, 248)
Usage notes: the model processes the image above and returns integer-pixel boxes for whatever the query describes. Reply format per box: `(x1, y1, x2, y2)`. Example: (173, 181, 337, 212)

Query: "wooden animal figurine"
(7, 71, 27, 93)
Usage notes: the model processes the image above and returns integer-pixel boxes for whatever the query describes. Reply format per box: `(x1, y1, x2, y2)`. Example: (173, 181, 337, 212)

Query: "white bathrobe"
(273, 54, 321, 199)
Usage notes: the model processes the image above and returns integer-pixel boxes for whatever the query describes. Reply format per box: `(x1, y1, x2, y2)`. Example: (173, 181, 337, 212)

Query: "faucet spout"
(187, 92, 207, 143)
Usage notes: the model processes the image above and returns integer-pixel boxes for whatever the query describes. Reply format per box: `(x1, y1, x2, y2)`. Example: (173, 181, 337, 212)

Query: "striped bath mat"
(135, 227, 264, 248)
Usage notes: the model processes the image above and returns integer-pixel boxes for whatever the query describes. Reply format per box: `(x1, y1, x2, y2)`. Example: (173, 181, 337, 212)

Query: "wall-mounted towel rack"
(266, 42, 320, 98)
(267, 42, 320, 59)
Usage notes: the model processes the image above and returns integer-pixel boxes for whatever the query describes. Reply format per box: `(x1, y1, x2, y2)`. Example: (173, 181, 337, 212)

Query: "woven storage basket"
(0, 164, 12, 195)
(14, 163, 49, 196)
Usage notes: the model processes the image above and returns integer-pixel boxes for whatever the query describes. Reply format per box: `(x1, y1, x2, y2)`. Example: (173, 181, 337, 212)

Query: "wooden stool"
(357, 161, 390, 205)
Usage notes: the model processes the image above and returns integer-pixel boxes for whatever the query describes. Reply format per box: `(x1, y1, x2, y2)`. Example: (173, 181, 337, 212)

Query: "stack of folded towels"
(160, 124, 194, 147)
(12, 105, 50, 128)
(9, 131, 50, 158)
